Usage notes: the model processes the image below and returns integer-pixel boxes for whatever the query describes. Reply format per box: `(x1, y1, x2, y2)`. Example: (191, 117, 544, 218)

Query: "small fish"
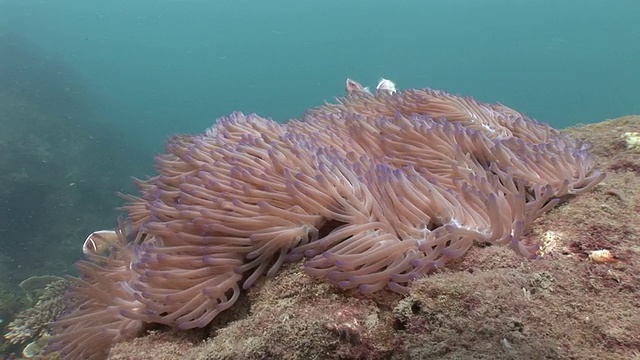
(345, 78, 370, 95)
(83, 229, 119, 255)
(376, 78, 397, 94)
(345, 77, 397, 96)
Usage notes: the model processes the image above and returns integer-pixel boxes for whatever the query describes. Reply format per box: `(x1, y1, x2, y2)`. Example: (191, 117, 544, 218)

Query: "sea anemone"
(46, 82, 604, 359)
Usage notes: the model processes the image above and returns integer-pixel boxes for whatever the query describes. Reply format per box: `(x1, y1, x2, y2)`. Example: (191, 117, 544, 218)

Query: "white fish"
(376, 78, 397, 94)
(345, 77, 397, 96)
(83, 229, 119, 255)
(345, 78, 370, 95)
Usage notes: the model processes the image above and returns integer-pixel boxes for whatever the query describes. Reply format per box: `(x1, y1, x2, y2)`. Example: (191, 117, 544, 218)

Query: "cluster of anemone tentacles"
(46, 81, 604, 359)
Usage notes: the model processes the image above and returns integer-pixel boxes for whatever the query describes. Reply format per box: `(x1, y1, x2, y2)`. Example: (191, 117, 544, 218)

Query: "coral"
(21, 335, 51, 358)
(4, 279, 71, 345)
(47, 83, 604, 359)
(19, 276, 64, 303)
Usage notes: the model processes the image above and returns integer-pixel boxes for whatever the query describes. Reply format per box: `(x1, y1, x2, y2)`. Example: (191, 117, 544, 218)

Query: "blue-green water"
(2, 0, 639, 156)
(0, 1, 638, 284)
